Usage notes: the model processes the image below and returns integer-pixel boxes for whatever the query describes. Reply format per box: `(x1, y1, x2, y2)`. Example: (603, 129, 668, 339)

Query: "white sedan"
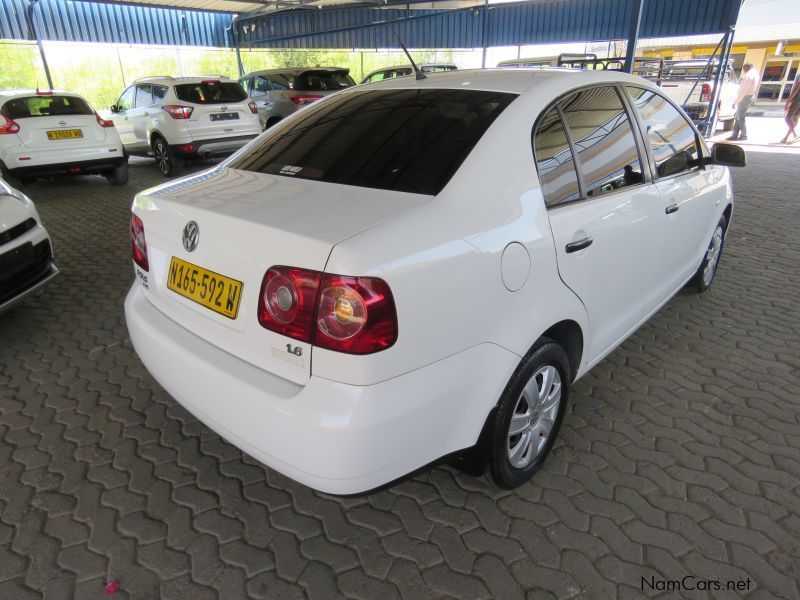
(0, 178, 58, 314)
(125, 68, 745, 494)
(0, 90, 128, 186)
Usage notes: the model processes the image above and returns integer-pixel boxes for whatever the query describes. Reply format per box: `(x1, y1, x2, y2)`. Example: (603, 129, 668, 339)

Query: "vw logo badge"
(182, 221, 199, 252)
(58, 120, 67, 126)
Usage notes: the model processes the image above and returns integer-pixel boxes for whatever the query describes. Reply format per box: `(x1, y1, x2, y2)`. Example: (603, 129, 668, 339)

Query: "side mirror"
(110, 105, 119, 113)
(710, 142, 746, 167)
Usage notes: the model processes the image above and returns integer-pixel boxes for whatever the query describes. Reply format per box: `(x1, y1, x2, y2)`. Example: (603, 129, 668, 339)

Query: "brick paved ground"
(1, 152, 799, 599)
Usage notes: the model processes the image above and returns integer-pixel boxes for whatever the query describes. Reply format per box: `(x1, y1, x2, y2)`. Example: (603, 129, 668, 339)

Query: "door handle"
(665, 204, 679, 215)
(565, 237, 593, 253)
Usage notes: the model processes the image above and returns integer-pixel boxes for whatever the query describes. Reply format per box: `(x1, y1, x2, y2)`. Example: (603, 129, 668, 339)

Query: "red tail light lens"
(700, 83, 711, 103)
(289, 95, 323, 106)
(95, 111, 115, 128)
(0, 115, 20, 134)
(315, 274, 397, 354)
(131, 213, 149, 271)
(248, 100, 258, 114)
(257, 266, 397, 354)
(164, 105, 194, 119)
(258, 267, 322, 343)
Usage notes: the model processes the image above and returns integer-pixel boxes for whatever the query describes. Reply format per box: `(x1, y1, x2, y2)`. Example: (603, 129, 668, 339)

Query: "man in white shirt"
(730, 63, 760, 141)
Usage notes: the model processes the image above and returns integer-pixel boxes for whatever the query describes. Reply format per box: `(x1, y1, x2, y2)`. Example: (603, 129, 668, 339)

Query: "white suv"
(0, 89, 127, 186)
(109, 77, 261, 177)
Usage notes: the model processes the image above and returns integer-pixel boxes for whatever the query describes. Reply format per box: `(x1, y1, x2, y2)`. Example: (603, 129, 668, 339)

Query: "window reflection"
(533, 108, 581, 207)
(626, 86, 700, 178)
(560, 87, 644, 197)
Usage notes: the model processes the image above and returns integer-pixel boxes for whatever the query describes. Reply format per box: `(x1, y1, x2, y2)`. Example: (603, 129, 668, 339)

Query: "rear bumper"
(124, 283, 518, 494)
(173, 135, 258, 159)
(0, 238, 58, 314)
(7, 156, 126, 178)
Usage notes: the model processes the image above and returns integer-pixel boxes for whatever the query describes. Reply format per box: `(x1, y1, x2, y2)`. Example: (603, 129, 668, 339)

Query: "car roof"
(241, 67, 350, 78)
(355, 67, 649, 95)
(0, 89, 86, 100)
(132, 76, 233, 84)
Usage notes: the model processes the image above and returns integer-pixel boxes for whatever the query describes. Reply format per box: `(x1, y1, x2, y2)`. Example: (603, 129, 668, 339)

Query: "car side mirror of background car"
(110, 105, 119, 113)
(709, 143, 746, 168)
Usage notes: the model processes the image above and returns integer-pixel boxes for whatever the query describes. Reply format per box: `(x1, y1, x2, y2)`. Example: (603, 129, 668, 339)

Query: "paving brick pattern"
(1, 153, 799, 599)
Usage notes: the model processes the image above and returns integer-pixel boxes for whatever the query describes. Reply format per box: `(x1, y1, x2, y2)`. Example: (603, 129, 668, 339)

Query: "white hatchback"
(0, 178, 58, 314)
(0, 90, 127, 186)
(125, 69, 745, 494)
(109, 76, 261, 177)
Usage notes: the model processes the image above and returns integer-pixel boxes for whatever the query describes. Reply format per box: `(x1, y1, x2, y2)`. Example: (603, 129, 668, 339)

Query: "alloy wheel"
(702, 225, 724, 286)
(154, 141, 170, 175)
(506, 364, 562, 469)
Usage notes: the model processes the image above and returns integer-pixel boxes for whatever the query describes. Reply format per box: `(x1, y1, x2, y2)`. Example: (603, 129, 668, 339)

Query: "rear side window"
(174, 82, 248, 104)
(228, 88, 516, 195)
(625, 86, 701, 178)
(559, 86, 644, 198)
(2, 95, 93, 119)
(135, 84, 152, 108)
(533, 108, 581, 207)
(272, 71, 355, 92)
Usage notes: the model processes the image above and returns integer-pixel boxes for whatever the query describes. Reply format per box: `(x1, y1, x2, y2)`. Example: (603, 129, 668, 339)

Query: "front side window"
(1, 95, 94, 119)
(228, 88, 516, 196)
(253, 77, 271, 94)
(625, 86, 701, 178)
(559, 86, 644, 197)
(533, 108, 581, 207)
(117, 87, 135, 111)
(135, 84, 152, 108)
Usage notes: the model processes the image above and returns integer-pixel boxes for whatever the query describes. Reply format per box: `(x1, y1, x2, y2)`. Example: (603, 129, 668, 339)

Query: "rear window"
(228, 88, 516, 196)
(1, 95, 93, 119)
(174, 82, 248, 104)
(271, 70, 355, 92)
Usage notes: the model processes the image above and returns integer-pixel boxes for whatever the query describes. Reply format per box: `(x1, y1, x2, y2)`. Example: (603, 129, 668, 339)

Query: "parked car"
(0, 177, 58, 314)
(239, 68, 355, 130)
(0, 89, 127, 186)
(109, 76, 261, 176)
(659, 59, 738, 131)
(361, 63, 457, 84)
(125, 69, 745, 494)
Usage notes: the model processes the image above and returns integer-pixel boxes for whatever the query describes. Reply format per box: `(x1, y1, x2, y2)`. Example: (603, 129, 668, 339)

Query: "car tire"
(105, 160, 129, 186)
(488, 339, 571, 489)
(152, 136, 181, 177)
(692, 215, 727, 293)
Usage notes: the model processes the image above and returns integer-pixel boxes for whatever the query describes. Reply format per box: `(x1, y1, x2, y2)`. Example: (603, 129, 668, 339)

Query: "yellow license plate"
(167, 257, 243, 319)
(47, 129, 83, 140)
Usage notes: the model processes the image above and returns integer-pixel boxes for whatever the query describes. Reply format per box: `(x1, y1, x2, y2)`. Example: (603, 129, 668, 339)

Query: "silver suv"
(109, 76, 262, 176)
(238, 68, 355, 129)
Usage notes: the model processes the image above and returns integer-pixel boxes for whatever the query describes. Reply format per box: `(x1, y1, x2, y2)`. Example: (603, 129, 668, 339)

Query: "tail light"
(131, 213, 149, 271)
(0, 115, 20, 135)
(700, 83, 711, 103)
(258, 266, 398, 355)
(289, 95, 323, 106)
(248, 101, 258, 114)
(164, 105, 194, 119)
(95, 112, 115, 128)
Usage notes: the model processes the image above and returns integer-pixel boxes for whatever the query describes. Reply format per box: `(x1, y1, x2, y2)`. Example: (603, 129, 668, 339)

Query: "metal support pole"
(681, 34, 725, 107)
(625, 0, 644, 73)
(481, 0, 488, 68)
(703, 27, 735, 137)
(229, 15, 245, 78)
(26, 0, 53, 90)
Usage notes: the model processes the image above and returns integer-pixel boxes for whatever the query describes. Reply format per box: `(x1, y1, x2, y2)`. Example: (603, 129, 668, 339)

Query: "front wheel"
(692, 215, 727, 293)
(488, 340, 570, 489)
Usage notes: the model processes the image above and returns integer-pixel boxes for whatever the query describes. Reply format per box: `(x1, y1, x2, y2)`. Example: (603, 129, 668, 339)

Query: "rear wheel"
(488, 340, 570, 489)
(105, 159, 129, 186)
(692, 215, 727, 293)
(152, 136, 181, 177)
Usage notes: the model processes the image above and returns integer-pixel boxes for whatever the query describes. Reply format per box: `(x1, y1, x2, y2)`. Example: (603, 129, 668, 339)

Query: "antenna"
(392, 31, 426, 80)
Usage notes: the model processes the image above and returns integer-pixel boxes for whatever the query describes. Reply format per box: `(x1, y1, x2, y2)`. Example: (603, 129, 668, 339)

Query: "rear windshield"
(228, 88, 516, 196)
(1, 95, 93, 119)
(272, 70, 355, 92)
(174, 82, 248, 104)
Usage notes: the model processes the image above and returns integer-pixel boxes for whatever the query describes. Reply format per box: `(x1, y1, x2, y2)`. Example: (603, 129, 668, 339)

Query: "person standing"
(730, 63, 760, 141)
(780, 70, 800, 144)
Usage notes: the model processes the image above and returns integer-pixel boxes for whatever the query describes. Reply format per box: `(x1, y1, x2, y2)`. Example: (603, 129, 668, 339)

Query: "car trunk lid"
(133, 166, 428, 385)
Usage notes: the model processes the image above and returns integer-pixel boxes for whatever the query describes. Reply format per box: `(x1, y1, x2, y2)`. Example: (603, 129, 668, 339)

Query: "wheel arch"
(722, 203, 733, 230)
(538, 320, 584, 383)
